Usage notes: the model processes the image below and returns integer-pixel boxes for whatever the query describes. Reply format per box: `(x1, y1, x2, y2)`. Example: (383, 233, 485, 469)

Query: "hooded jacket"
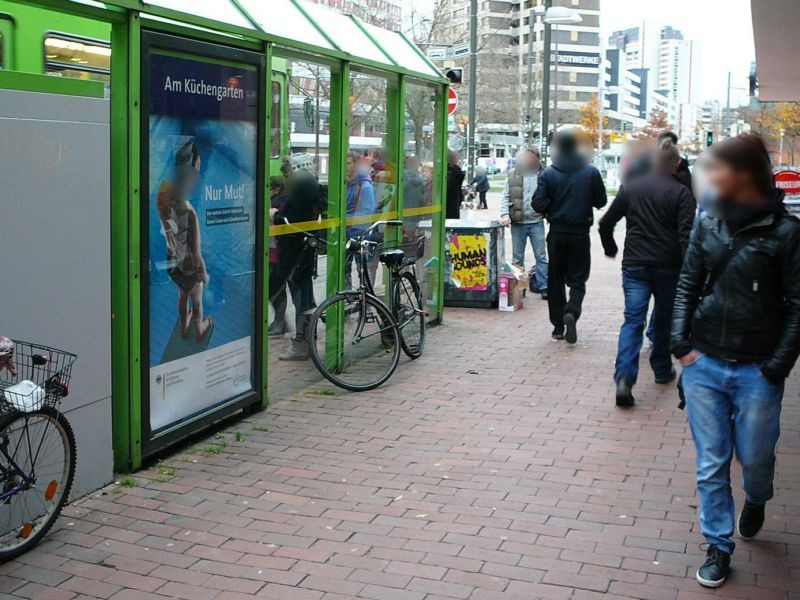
(346, 172, 376, 238)
(532, 152, 607, 234)
(446, 163, 466, 219)
(671, 189, 800, 381)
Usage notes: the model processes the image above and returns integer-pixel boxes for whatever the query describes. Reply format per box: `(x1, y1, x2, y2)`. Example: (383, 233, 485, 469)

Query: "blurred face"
(707, 157, 757, 203)
(347, 155, 357, 180)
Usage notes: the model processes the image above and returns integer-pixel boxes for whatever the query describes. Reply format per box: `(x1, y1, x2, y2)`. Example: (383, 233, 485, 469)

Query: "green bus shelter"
(0, 0, 449, 482)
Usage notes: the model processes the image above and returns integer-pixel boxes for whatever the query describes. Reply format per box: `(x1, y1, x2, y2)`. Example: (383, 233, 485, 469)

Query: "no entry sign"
(448, 87, 458, 116)
(775, 170, 800, 197)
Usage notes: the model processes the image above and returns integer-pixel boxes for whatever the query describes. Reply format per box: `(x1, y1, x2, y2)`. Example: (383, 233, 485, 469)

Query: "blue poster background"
(147, 51, 257, 371)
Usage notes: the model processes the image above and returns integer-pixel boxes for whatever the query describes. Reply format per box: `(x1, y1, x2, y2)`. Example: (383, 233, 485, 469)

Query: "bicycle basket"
(0, 341, 76, 415)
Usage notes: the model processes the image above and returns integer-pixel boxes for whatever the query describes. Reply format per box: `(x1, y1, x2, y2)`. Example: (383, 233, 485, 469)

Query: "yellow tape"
(402, 205, 443, 218)
(268, 206, 441, 236)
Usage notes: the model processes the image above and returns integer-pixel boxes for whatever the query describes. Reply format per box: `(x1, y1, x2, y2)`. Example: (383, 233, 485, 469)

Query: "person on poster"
(157, 139, 213, 343)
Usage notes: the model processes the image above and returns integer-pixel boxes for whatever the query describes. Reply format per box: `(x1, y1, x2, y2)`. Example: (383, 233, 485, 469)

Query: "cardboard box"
(498, 264, 528, 312)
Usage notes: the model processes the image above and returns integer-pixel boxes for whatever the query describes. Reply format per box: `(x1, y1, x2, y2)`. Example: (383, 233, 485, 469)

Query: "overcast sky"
(406, 0, 755, 106)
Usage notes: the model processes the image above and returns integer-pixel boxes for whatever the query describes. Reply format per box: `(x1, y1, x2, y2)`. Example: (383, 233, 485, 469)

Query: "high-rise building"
(432, 0, 602, 138)
(306, 0, 402, 31)
(609, 23, 701, 139)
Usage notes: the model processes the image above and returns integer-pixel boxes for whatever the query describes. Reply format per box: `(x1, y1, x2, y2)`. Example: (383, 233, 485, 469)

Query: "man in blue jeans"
(500, 148, 547, 299)
(599, 139, 695, 406)
(672, 133, 800, 588)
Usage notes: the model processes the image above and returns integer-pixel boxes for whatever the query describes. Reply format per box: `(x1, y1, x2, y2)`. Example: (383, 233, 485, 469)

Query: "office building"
(307, 0, 402, 30)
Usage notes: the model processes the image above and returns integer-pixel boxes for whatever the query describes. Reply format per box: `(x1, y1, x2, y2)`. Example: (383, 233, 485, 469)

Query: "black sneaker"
(615, 378, 635, 408)
(696, 545, 730, 588)
(541, 289, 548, 301)
(655, 367, 677, 385)
(564, 312, 578, 344)
(552, 326, 565, 340)
(738, 501, 765, 540)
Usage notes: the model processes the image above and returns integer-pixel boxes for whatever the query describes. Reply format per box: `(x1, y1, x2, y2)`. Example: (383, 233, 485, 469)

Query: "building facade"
(307, 0, 402, 30)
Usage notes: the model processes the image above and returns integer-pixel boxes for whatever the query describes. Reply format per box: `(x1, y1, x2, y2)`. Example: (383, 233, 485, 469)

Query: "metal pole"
(525, 7, 535, 145)
(597, 87, 604, 156)
(540, 0, 553, 162)
(780, 130, 785, 167)
(725, 71, 731, 138)
(314, 69, 321, 177)
(467, 0, 478, 182)
(553, 26, 559, 134)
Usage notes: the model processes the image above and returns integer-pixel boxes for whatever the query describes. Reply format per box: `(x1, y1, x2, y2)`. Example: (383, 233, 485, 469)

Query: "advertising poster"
(145, 43, 259, 433)
(449, 233, 489, 291)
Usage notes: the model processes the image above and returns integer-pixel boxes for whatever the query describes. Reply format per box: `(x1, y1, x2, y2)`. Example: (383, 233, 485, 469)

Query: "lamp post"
(780, 128, 786, 167)
(540, 5, 582, 162)
(524, 4, 546, 146)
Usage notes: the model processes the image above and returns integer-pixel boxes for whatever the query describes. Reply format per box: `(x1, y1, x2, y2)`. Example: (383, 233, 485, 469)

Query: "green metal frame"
(2, 0, 449, 471)
(0, 68, 102, 95)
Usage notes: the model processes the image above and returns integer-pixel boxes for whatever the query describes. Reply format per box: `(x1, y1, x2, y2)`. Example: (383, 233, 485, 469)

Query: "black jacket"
(599, 173, 696, 268)
(274, 169, 320, 275)
(532, 152, 607, 234)
(471, 173, 490, 193)
(671, 190, 800, 381)
(446, 164, 465, 219)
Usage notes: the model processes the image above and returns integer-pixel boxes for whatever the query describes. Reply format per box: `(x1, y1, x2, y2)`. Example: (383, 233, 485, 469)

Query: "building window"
(44, 34, 110, 85)
(569, 71, 577, 83)
(570, 30, 578, 42)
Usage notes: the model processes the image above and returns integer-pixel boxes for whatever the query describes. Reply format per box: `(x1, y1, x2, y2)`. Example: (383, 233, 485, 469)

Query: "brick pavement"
(3, 201, 800, 599)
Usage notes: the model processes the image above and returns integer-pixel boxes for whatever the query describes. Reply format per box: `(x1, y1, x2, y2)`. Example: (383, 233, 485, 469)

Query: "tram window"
(271, 80, 282, 159)
(44, 35, 110, 85)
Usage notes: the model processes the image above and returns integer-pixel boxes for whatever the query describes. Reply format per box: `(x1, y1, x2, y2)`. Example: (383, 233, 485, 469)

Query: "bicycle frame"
(0, 440, 32, 502)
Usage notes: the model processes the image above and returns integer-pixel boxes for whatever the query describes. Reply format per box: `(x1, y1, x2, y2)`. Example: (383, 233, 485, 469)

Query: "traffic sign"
(448, 88, 459, 116)
(775, 169, 800, 197)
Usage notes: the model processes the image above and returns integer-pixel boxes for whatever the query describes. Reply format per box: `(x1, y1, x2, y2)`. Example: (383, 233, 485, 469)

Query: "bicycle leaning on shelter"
(0, 340, 77, 562)
(306, 220, 427, 391)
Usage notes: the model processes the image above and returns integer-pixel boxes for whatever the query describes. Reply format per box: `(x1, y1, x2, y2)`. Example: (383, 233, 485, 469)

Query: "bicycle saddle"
(379, 249, 405, 267)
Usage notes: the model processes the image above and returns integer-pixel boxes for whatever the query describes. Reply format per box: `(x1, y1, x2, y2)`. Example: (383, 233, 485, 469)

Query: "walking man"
(500, 148, 548, 299)
(672, 133, 800, 588)
(533, 130, 607, 343)
(599, 139, 696, 407)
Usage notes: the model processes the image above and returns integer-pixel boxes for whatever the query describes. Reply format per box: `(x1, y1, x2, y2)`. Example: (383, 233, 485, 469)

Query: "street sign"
(610, 132, 627, 144)
(427, 46, 447, 61)
(448, 87, 459, 116)
(452, 43, 470, 58)
(775, 169, 800, 197)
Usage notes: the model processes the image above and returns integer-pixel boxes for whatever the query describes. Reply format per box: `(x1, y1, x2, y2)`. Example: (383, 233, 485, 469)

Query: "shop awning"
(751, 0, 800, 101)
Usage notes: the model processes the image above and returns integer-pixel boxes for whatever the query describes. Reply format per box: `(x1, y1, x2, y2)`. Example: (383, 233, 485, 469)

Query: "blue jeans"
(614, 266, 678, 385)
(683, 353, 783, 555)
(511, 221, 548, 291)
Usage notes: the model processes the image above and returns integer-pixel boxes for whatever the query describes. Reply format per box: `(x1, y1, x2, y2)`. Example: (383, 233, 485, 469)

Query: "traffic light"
(706, 130, 714, 147)
(445, 68, 463, 84)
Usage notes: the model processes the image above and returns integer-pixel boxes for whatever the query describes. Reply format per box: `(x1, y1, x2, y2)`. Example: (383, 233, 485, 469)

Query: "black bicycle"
(307, 220, 426, 391)
(0, 341, 76, 562)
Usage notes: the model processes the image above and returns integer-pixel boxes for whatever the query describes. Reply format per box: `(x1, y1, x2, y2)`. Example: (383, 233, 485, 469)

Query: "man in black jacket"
(533, 130, 607, 343)
(599, 141, 696, 407)
(671, 134, 800, 588)
(271, 159, 320, 361)
(446, 150, 465, 219)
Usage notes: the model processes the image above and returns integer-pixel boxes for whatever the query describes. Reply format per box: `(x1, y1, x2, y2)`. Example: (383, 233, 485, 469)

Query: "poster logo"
(449, 234, 489, 291)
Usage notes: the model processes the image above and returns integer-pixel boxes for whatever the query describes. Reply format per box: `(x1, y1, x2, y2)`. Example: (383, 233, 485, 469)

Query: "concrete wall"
(0, 88, 113, 497)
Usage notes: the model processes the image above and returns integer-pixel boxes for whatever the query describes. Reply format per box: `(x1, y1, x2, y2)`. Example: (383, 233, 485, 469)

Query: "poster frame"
(139, 30, 264, 457)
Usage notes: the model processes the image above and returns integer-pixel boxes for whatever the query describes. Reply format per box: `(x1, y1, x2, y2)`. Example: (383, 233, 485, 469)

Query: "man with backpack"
(500, 148, 548, 299)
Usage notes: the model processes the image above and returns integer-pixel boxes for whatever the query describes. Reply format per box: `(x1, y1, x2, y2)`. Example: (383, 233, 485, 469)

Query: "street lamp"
(524, 4, 546, 146)
(780, 128, 786, 167)
(540, 5, 582, 160)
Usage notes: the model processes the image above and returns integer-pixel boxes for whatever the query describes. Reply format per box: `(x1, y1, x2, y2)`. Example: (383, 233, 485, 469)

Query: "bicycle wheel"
(393, 271, 426, 359)
(0, 406, 76, 563)
(308, 292, 401, 392)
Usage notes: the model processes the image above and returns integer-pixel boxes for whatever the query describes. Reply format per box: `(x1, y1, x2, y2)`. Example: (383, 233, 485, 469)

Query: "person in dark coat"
(446, 150, 465, 219)
(533, 130, 607, 343)
(470, 166, 491, 209)
(671, 133, 800, 589)
(271, 158, 320, 361)
(268, 176, 289, 337)
(599, 140, 696, 407)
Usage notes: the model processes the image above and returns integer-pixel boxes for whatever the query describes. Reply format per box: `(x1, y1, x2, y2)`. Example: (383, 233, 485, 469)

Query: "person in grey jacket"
(500, 148, 548, 298)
